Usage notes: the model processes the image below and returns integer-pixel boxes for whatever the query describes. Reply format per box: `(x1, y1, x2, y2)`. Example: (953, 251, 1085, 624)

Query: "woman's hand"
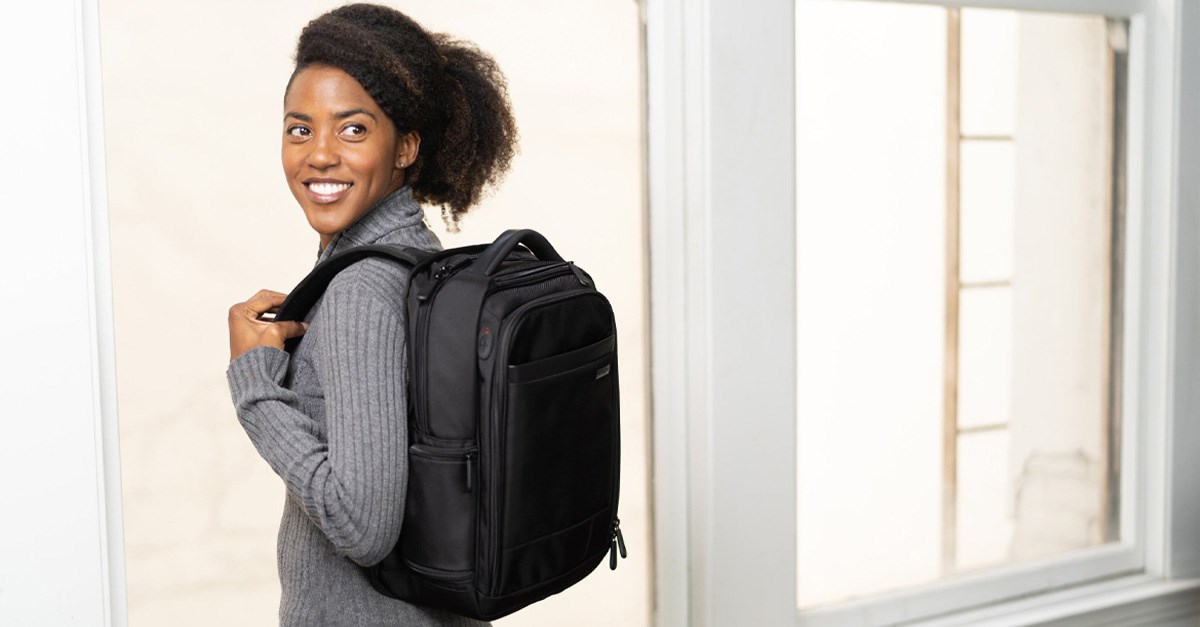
(228, 289, 309, 362)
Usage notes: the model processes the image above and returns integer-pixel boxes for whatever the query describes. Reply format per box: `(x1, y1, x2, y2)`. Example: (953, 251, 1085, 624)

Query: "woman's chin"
(303, 214, 345, 242)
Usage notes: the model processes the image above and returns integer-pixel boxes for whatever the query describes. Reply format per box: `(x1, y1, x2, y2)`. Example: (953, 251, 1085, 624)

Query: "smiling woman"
(223, 4, 517, 626)
(282, 66, 418, 249)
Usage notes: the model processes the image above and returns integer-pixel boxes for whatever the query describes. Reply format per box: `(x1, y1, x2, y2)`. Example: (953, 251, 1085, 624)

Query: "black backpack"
(276, 229, 625, 620)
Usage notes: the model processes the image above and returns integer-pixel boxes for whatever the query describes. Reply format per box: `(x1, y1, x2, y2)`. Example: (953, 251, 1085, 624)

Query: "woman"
(225, 4, 516, 625)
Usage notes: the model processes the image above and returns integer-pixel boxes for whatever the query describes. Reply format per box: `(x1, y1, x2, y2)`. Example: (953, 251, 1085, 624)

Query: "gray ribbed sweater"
(227, 187, 489, 626)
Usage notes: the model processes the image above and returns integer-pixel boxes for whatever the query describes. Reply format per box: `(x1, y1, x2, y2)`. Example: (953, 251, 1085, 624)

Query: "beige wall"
(98, 1, 649, 625)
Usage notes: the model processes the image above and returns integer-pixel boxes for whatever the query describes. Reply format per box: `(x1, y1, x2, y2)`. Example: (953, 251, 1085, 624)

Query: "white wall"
(97, 1, 648, 625)
(1009, 12, 1113, 560)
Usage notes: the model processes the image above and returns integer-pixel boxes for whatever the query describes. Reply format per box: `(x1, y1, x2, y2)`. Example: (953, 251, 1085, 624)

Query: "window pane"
(957, 429, 1013, 571)
(958, 286, 1012, 431)
(796, 0, 946, 608)
(796, 0, 1123, 610)
(961, 8, 1017, 137)
(960, 141, 1015, 284)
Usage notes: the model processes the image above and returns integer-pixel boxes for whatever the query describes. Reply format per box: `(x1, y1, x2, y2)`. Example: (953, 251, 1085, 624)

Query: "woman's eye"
(286, 125, 310, 138)
(340, 124, 367, 138)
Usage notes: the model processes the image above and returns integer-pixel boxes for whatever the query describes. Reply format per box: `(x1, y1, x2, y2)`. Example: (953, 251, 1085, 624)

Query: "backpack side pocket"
(401, 444, 478, 581)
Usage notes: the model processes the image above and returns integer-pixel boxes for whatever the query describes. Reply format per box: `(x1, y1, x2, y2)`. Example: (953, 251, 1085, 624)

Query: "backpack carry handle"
(477, 229, 564, 276)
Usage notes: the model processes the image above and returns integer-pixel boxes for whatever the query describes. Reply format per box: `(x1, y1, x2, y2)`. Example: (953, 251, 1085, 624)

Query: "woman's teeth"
(308, 182, 351, 195)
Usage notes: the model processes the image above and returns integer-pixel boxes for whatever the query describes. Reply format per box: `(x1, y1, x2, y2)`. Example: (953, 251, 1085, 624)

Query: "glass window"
(795, 0, 1126, 609)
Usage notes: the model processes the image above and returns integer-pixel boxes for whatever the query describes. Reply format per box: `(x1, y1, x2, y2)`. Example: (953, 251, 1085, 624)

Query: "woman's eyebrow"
(284, 109, 376, 122)
(334, 108, 377, 120)
(284, 109, 377, 122)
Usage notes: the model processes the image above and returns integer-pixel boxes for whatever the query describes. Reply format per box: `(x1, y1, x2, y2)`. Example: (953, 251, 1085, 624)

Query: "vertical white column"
(648, 0, 796, 624)
(0, 0, 127, 624)
(646, 0, 693, 623)
(705, 2, 797, 624)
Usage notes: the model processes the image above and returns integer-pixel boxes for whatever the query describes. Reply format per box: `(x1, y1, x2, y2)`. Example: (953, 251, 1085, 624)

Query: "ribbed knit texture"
(227, 187, 489, 626)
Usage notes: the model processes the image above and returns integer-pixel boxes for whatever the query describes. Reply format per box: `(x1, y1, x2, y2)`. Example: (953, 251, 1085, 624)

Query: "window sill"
(913, 576, 1200, 626)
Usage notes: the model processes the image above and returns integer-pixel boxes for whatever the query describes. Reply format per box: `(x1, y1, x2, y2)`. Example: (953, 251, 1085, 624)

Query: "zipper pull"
(609, 518, 627, 570)
(419, 267, 452, 303)
(568, 261, 592, 287)
(465, 450, 477, 492)
(436, 257, 471, 281)
(420, 259, 467, 301)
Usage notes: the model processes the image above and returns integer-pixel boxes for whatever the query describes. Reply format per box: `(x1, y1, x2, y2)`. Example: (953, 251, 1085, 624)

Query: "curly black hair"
(290, 3, 518, 226)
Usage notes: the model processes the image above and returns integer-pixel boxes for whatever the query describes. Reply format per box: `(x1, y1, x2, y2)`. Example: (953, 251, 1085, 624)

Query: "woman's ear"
(397, 131, 421, 170)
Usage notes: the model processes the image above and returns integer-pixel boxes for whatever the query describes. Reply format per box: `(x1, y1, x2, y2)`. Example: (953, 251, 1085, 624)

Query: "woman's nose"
(307, 133, 339, 169)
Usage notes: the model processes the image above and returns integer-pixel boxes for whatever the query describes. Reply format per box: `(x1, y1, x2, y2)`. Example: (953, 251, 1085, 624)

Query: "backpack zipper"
(609, 518, 627, 570)
(414, 301, 433, 435)
(413, 258, 471, 435)
(492, 262, 582, 289)
(417, 256, 471, 301)
(607, 332, 624, 572)
(465, 449, 478, 492)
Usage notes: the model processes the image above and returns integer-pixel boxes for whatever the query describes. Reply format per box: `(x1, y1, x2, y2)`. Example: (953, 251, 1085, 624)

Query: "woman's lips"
(304, 181, 352, 204)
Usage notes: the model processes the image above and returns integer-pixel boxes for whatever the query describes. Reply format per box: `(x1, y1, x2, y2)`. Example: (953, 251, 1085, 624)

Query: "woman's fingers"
(228, 290, 306, 362)
(252, 288, 288, 301)
(228, 290, 288, 321)
(242, 290, 289, 315)
(269, 321, 310, 341)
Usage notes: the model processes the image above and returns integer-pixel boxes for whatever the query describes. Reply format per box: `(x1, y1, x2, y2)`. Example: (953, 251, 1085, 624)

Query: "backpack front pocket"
(495, 334, 618, 594)
(401, 444, 478, 580)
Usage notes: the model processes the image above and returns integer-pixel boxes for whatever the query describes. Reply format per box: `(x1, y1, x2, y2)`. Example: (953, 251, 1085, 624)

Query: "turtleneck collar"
(315, 186, 425, 265)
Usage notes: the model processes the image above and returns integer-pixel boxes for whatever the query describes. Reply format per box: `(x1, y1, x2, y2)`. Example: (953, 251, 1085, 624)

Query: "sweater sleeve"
(226, 267, 408, 567)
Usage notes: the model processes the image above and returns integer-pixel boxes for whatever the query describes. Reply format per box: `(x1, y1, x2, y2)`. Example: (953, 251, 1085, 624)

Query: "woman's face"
(282, 65, 418, 249)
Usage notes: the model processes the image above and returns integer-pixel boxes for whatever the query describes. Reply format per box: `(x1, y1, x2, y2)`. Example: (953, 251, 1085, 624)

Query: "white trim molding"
(918, 577, 1200, 626)
(79, 0, 130, 620)
(1163, 0, 1200, 585)
(0, 0, 127, 624)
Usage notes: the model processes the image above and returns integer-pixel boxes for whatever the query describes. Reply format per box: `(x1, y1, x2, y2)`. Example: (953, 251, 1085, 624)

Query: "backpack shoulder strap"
(275, 244, 432, 323)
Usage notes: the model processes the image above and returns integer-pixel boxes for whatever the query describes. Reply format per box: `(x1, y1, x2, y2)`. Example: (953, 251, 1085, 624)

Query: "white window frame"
(645, 0, 1200, 625)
